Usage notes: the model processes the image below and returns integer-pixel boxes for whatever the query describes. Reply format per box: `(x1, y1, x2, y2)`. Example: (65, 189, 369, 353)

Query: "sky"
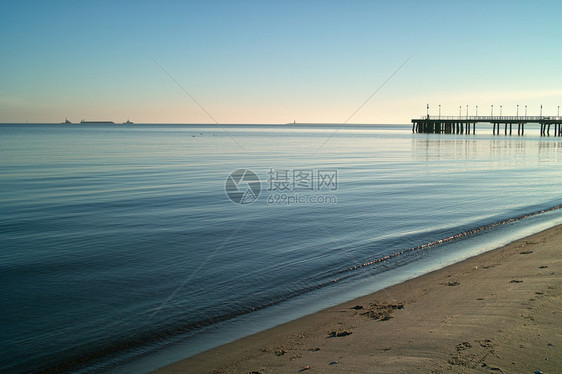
(0, 0, 561, 124)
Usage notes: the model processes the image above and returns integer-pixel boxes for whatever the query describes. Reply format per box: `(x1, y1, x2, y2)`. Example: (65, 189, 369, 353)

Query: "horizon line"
(0, 122, 412, 126)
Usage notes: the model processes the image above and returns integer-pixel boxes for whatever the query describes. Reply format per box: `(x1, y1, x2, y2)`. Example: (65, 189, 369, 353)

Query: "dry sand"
(155, 225, 561, 373)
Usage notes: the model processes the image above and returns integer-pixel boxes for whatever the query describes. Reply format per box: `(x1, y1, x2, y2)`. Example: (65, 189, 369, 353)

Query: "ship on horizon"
(80, 120, 115, 124)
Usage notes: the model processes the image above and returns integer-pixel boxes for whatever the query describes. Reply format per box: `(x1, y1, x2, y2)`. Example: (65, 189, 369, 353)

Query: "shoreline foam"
(154, 224, 561, 373)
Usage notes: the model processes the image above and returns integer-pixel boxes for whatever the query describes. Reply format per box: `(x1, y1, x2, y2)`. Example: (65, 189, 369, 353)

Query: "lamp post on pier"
(517, 105, 519, 119)
(540, 105, 543, 118)
(525, 105, 527, 117)
(476, 105, 478, 117)
(500, 105, 502, 118)
(491, 105, 493, 117)
(439, 104, 441, 119)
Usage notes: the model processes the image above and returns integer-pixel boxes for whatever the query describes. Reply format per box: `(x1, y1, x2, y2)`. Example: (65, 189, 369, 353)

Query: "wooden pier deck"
(412, 116, 562, 136)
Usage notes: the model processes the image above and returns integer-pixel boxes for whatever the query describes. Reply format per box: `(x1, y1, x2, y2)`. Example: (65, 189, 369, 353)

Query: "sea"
(1, 123, 562, 373)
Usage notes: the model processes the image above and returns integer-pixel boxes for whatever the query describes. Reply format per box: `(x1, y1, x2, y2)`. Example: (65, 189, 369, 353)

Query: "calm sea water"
(1, 123, 562, 373)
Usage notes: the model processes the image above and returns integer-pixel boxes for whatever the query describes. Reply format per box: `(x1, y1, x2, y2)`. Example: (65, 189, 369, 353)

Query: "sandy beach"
(155, 225, 561, 373)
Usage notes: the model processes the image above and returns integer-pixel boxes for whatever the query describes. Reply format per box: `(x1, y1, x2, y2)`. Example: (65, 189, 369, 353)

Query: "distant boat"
(61, 118, 72, 124)
(80, 120, 115, 124)
(122, 119, 134, 125)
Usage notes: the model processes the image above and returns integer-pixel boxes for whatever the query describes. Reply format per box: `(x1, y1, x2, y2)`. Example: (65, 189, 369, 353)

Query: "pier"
(412, 116, 562, 136)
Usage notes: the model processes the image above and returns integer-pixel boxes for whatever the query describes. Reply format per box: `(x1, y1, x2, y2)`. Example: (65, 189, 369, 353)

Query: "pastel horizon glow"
(1, 0, 561, 124)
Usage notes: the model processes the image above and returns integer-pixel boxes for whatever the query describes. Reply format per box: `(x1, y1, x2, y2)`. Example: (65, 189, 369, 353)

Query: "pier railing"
(416, 115, 562, 122)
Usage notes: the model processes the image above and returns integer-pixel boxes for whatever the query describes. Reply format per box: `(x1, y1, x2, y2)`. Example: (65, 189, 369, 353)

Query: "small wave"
(337, 203, 562, 275)
(20, 203, 562, 374)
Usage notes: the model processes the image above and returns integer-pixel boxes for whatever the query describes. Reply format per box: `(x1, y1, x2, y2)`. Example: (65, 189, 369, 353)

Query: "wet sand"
(154, 225, 561, 373)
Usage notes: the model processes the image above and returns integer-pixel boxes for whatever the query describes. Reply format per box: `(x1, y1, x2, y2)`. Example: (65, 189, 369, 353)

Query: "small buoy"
(329, 361, 339, 365)
(535, 370, 543, 374)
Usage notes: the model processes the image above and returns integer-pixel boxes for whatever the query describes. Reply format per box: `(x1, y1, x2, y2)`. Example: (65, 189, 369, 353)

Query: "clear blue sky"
(1, 0, 560, 123)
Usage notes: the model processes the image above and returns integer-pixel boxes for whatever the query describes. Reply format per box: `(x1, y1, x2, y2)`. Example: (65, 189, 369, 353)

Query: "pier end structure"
(412, 116, 562, 136)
